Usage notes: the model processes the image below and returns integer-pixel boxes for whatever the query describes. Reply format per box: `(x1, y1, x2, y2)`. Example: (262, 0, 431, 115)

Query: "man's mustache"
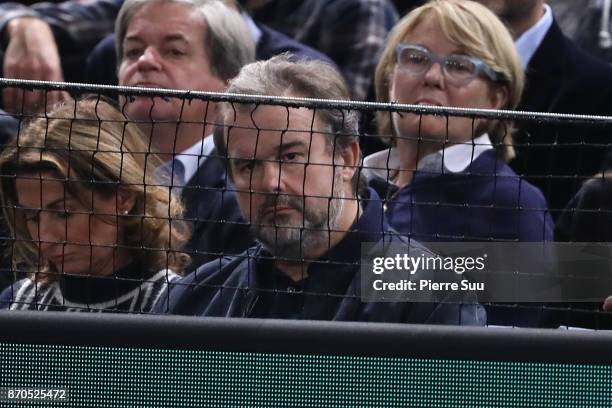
(256, 194, 304, 220)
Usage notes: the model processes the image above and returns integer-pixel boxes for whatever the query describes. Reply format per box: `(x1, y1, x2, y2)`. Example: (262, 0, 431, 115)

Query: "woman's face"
(389, 14, 507, 145)
(15, 172, 130, 277)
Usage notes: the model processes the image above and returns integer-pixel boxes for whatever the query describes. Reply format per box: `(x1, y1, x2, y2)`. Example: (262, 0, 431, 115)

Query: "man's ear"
(336, 140, 361, 182)
(117, 188, 137, 215)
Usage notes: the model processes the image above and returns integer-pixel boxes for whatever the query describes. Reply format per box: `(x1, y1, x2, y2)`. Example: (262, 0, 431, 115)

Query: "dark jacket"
(512, 19, 612, 216)
(551, 177, 612, 329)
(371, 150, 554, 242)
(556, 176, 612, 242)
(155, 189, 486, 326)
(180, 153, 252, 272)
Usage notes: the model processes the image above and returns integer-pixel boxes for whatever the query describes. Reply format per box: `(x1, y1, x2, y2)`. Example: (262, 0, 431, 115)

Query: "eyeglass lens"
(398, 47, 478, 85)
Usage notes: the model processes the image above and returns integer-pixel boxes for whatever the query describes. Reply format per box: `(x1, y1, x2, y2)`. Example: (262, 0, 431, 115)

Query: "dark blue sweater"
(373, 150, 554, 242)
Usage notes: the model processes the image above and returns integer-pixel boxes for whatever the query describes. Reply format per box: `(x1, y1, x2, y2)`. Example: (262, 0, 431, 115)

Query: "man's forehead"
(232, 105, 326, 130)
(228, 126, 311, 149)
(227, 129, 330, 163)
(127, 3, 204, 39)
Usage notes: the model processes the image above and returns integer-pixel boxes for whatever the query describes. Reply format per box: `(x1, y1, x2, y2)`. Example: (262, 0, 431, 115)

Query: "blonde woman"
(366, 0, 553, 242)
(0, 98, 190, 312)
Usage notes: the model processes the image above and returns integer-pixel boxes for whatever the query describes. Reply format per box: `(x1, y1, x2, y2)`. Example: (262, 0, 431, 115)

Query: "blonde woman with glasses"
(366, 0, 554, 243)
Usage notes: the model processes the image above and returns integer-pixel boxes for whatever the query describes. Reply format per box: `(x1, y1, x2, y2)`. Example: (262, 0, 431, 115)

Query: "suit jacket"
(511, 19, 612, 217)
(180, 153, 253, 272)
(85, 23, 335, 86)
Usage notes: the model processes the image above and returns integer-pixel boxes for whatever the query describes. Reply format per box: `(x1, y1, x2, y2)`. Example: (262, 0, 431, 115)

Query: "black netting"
(0, 79, 611, 329)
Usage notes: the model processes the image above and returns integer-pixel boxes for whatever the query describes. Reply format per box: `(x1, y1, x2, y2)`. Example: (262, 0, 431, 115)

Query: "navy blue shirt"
(155, 189, 486, 325)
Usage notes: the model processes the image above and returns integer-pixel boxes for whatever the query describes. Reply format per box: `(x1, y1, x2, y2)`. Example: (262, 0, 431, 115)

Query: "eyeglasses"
(395, 43, 507, 86)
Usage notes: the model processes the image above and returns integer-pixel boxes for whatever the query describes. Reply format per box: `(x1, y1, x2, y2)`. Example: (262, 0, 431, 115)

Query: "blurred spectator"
(0, 1, 112, 112)
(473, 0, 612, 218)
(0, 0, 334, 112)
(0, 98, 190, 312)
(243, 0, 399, 101)
(554, 171, 612, 325)
(605, 295, 612, 311)
(549, 0, 612, 63)
(0, 111, 19, 292)
(369, 0, 553, 243)
(86, 0, 335, 86)
(556, 173, 612, 242)
(391, 0, 426, 16)
(157, 56, 485, 325)
(115, 0, 255, 270)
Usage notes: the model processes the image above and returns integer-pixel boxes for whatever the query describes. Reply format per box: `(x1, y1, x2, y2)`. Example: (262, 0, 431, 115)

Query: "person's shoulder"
(147, 268, 182, 285)
(549, 20, 612, 82)
(566, 176, 612, 209)
(378, 229, 437, 257)
(176, 248, 259, 287)
(256, 23, 337, 67)
(153, 248, 260, 315)
(472, 154, 549, 208)
(0, 278, 38, 309)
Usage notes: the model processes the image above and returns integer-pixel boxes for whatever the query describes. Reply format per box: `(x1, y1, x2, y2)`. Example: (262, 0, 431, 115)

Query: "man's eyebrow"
(163, 34, 190, 43)
(229, 157, 253, 168)
(276, 141, 309, 154)
(123, 35, 144, 44)
(229, 140, 311, 164)
(124, 33, 188, 45)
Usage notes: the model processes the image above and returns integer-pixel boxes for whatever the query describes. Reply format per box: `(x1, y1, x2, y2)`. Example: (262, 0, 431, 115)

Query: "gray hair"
(115, 0, 255, 81)
(215, 55, 359, 155)
(214, 54, 364, 194)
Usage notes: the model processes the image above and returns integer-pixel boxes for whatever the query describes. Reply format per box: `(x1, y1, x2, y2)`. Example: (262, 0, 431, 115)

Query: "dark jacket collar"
(520, 18, 566, 111)
(526, 18, 565, 77)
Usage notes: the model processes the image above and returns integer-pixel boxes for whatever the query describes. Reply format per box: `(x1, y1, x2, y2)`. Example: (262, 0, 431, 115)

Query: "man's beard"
(250, 174, 345, 260)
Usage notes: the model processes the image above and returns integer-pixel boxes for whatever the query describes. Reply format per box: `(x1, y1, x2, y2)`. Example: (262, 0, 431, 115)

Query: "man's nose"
(259, 160, 286, 193)
(136, 47, 163, 71)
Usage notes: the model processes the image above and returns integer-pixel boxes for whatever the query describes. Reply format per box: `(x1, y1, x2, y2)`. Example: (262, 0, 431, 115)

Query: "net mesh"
(0, 79, 611, 328)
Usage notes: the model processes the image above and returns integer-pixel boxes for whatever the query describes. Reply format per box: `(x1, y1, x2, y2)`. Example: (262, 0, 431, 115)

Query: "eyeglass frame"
(394, 43, 507, 85)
